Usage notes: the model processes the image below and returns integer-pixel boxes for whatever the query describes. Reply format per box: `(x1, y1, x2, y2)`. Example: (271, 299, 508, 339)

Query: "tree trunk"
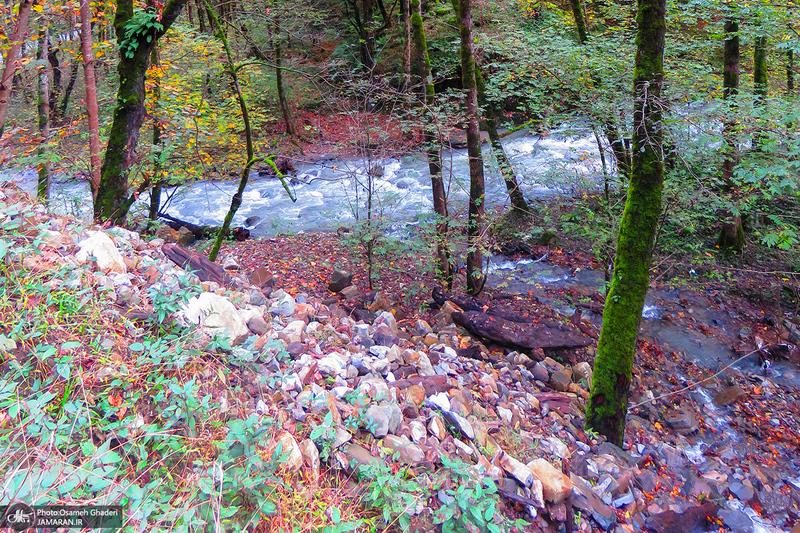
(585, 0, 665, 447)
(454, 0, 485, 295)
(81, 0, 102, 199)
(411, 0, 451, 284)
(754, 36, 767, 99)
(48, 43, 62, 124)
(94, 0, 189, 223)
(59, 59, 80, 119)
(0, 0, 33, 136)
(149, 45, 163, 221)
(273, 20, 295, 136)
(475, 66, 529, 213)
(357, 0, 376, 72)
(718, 18, 743, 252)
(37, 28, 52, 202)
(402, 0, 411, 91)
(570, 0, 589, 45)
(788, 50, 794, 95)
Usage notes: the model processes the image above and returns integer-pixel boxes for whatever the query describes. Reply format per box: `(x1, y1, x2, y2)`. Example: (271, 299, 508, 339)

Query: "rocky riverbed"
(2, 183, 799, 532)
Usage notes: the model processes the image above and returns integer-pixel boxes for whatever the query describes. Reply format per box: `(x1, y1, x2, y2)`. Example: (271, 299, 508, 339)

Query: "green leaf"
(61, 341, 82, 350)
(330, 506, 341, 524)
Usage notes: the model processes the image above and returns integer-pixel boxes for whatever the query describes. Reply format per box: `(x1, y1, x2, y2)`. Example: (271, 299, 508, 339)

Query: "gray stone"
(441, 410, 474, 440)
(549, 371, 572, 392)
(719, 508, 754, 533)
(339, 285, 359, 299)
(413, 320, 433, 336)
(76, 231, 126, 274)
(374, 311, 397, 334)
(249, 289, 267, 306)
(269, 293, 296, 317)
(247, 314, 269, 335)
(572, 361, 592, 383)
(365, 404, 402, 437)
(570, 474, 616, 531)
(182, 292, 249, 345)
(532, 361, 549, 382)
(328, 269, 354, 293)
(383, 435, 425, 464)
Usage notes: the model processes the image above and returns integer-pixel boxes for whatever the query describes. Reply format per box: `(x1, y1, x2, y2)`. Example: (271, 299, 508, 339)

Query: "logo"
(1, 502, 35, 531)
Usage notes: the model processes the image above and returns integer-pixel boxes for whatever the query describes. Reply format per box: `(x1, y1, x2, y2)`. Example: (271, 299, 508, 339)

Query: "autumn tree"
(0, 0, 34, 136)
(94, 0, 189, 223)
(80, 0, 102, 197)
(585, 0, 666, 446)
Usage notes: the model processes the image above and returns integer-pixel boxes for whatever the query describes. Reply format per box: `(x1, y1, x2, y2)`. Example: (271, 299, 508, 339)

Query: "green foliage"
(120, 10, 164, 59)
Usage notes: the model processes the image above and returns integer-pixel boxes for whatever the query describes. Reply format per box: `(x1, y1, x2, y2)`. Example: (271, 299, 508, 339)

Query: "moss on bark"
(585, 0, 665, 447)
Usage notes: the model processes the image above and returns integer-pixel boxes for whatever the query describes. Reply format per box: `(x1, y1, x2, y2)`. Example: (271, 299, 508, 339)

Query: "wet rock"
(249, 267, 273, 288)
(643, 502, 718, 533)
(384, 434, 425, 464)
(76, 231, 126, 274)
(532, 361, 550, 383)
(328, 269, 353, 293)
(729, 481, 755, 502)
(528, 458, 573, 503)
(365, 404, 403, 437)
(757, 487, 791, 515)
(183, 292, 249, 345)
(664, 409, 697, 434)
(570, 474, 616, 531)
(719, 508, 754, 533)
(714, 384, 746, 406)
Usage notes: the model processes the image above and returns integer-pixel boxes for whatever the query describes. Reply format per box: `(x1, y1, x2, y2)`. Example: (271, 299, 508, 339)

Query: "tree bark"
(402, 0, 411, 91)
(754, 36, 768, 99)
(58, 59, 81, 119)
(48, 42, 62, 124)
(570, 0, 589, 45)
(475, 66, 529, 213)
(37, 28, 52, 202)
(788, 50, 794, 95)
(81, 0, 102, 199)
(94, 0, 189, 223)
(273, 19, 295, 136)
(0, 0, 34, 136)
(455, 0, 486, 295)
(411, 0, 451, 284)
(718, 18, 743, 252)
(585, 0, 665, 447)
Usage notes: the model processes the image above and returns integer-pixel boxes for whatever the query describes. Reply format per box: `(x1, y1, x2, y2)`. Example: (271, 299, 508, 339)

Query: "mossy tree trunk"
(37, 28, 52, 202)
(48, 42, 62, 125)
(0, 0, 33, 136)
(402, 0, 411, 91)
(475, 66, 529, 213)
(80, 0, 102, 198)
(94, 0, 189, 224)
(411, 0, 451, 284)
(455, 0, 486, 295)
(718, 17, 743, 252)
(585, 0, 665, 447)
(570, 0, 589, 45)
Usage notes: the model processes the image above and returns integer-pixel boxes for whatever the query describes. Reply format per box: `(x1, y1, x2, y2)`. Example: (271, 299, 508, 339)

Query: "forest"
(0, 0, 799, 530)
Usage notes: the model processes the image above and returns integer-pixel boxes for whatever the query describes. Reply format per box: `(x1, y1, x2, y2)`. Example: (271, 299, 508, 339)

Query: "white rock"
(409, 420, 427, 444)
(182, 292, 249, 345)
(271, 431, 303, 473)
(75, 231, 126, 274)
(222, 255, 240, 270)
(417, 352, 435, 376)
(282, 320, 306, 344)
(427, 392, 451, 412)
(317, 356, 344, 377)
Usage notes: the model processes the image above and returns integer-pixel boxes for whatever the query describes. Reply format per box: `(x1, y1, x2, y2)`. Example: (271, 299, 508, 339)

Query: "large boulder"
(183, 292, 249, 345)
(328, 269, 353, 293)
(75, 231, 126, 274)
(528, 458, 573, 503)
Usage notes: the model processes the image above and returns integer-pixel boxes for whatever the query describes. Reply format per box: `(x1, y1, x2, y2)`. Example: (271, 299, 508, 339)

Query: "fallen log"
(452, 310, 592, 352)
(158, 212, 250, 241)
(162, 243, 235, 286)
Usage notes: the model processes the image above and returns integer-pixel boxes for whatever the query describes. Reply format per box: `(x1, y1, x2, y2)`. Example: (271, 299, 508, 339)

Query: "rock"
(427, 392, 451, 412)
(532, 361, 550, 383)
(664, 409, 698, 434)
(718, 508, 754, 533)
(221, 255, 240, 271)
(496, 451, 534, 488)
(441, 410, 474, 440)
(729, 481, 755, 502)
(340, 443, 381, 474)
(365, 404, 403, 438)
(417, 352, 435, 376)
(339, 285, 359, 299)
(572, 361, 592, 383)
(374, 311, 397, 334)
(549, 371, 572, 392)
(428, 414, 446, 440)
(570, 474, 616, 531)
(269, 293, 296, 317)
(714, 384, 746, 406)
(270, 431, 303, 473)
(177, 226, 196, 246)
(370, 291, 393, 312)
(246, 314, 269, 335)
(281, 320, 306, 344)
(383, 435, 425, 464)
(409, 420, 427, 444)
(328, 269, 353, 293)
(75, 231, 126, 274)
(413, 320, 433, 336)
(643, 503, 718, 533)
(182, 292, 249, 345)
(299, 438, 320, 483)
(155, 225, 180, 243)
(528, 458, 573, 503)
(406, 384, 426, 406)
(373, 324, 398, 347)
(332, 426, 352, 449)
(317, 356, 345, 377)
(250, 267, 273, 288)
